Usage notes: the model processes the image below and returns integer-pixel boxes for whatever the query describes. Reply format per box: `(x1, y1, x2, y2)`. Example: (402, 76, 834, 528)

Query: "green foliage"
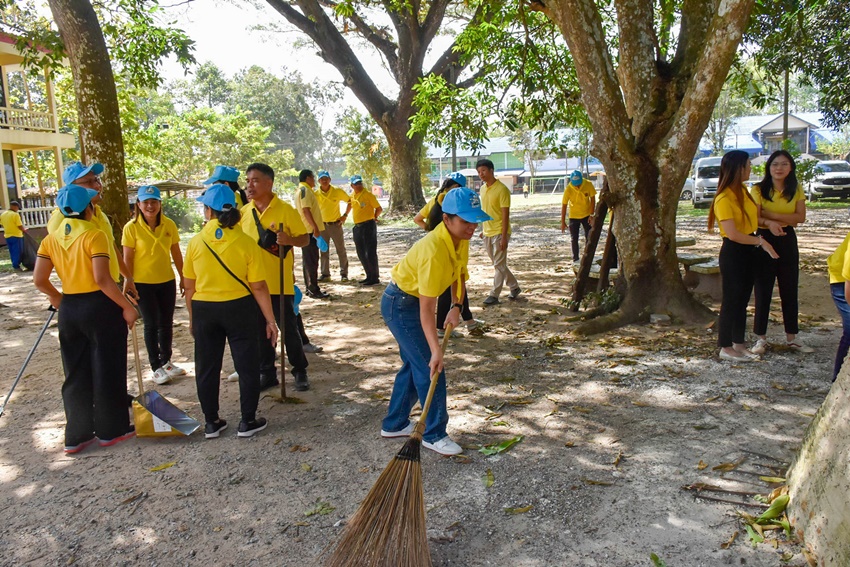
(581, 287, 621, 314)
(188, 62, 231, 108)
(161, 197, 201, 232)
(340, 108, 391, 189)
(817, 126, 850, 159)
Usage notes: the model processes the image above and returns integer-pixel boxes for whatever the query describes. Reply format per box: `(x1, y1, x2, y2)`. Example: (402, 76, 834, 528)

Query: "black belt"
(355, 219, 376, 226)
(326, 219, 342, 225)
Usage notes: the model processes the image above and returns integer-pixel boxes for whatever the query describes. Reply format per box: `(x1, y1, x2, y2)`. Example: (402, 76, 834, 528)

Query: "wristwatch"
(452, 303, 463, 311)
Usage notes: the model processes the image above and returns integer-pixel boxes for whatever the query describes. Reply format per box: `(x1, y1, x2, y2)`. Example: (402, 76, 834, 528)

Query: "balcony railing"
(0, 106, 55, 132)
(18, 206, 54, 228)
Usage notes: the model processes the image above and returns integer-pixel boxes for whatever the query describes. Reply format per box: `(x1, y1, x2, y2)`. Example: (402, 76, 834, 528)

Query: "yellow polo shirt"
(391, 222, 469, 298)
(315, 185, 350, 223)
(240, 196, 307, 295)
(750, 183, 805, 227)
(121, 215, 179, 284)
(36, 219, 110, 294)
(48, 205, 120, 282)
(562, 179, 596, 219)
(184, 220, 265, 302)
(713, 188, 758, 239)
(350, 189, 380, 224)
(295, 182, 324, 233)
(480, 180, 511, 237)
(0, 210, 23, 238)
(828, 232, 850, 284)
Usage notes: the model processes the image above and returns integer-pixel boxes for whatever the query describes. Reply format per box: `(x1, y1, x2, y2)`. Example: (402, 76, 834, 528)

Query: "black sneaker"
(205, 419, 228, 439)
(237, 418, 268, 438)
(293, 370, 310, 391)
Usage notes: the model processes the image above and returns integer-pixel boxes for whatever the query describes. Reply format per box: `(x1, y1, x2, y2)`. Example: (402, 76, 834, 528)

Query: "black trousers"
(301, 236, 320, 292)
(258, 294, 308, 376)
(353, 219, 380, 281)
(296, 313, 311, 345)
(569, 216, 591, 261)
(193, 296, 261, 423)
(58, 291, 130, 445)
(718, 238, 757, 347)
(753, 226, 799, 335)
(436, 287, 473, 330)
(136, 280, 176, 369)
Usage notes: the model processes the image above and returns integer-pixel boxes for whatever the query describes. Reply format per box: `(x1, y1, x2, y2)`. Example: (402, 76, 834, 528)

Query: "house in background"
(700, 112, 838, 158)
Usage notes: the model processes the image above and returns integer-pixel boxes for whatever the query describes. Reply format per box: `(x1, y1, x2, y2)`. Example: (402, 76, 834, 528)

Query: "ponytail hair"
(209, 204, 242, 229)
(426, 179, 462, 231)
(224, 180, 248, 206)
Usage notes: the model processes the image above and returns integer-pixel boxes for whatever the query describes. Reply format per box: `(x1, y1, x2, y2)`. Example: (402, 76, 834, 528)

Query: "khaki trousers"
(483, 234, 518, 299)
(320, 221, 349, 278)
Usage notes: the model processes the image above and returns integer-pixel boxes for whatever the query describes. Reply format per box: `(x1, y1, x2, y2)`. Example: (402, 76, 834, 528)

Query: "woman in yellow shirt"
(749, 150, 810, 354)
(708, 150, 778, 362)
(33, 184, 139, 454)
(183, 184, 277, 439)
(827, 233, 850, 381)
(380, 186, 490, 456)
(122, 186, 186, 386)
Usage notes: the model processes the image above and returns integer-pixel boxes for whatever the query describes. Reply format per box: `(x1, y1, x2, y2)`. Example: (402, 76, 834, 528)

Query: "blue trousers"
(6, 236, 21, 269)
(381, 283, 448, 443)
(831, 283, 850, 382)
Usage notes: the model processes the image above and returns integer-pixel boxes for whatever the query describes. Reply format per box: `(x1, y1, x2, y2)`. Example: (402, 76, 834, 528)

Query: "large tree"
(266, 0, 485, 211)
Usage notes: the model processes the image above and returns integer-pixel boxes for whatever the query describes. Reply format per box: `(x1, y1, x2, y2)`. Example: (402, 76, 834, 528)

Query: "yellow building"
(0, 32, 75, 225)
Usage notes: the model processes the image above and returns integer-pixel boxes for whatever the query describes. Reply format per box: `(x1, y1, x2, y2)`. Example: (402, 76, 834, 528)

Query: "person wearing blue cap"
(204, 164, 248, 208)
(560, 170, 597, 263)
(183, 184, 278, 438)
(380, 186, 491, 456)
(122, 185, 186, 386)
(349, 174, 383, 285)
(476, 159, 521, 305)
(295, 169, 330, 298)
(315, 170, 351, 282)
(33, 184, 140, 454)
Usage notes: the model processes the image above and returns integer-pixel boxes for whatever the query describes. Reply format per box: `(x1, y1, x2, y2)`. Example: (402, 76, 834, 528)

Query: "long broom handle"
(0, 306, 57, 417)
(131, 324, 144, 396)
(414, 323, 454, 436)
(279, 236, 287, 400)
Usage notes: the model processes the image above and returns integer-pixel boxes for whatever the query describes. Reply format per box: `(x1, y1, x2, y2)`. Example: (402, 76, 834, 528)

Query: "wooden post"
(570, 199, 608, 311)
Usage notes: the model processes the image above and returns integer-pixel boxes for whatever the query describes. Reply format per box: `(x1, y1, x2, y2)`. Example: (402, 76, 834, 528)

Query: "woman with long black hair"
(750, 150, 811, 354)
(708, 150, 778, 362)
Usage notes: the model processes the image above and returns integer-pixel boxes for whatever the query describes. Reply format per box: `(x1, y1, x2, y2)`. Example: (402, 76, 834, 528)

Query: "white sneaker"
(751, 338, 769, 355)
(152, 367, 171, 385)
(422, 436, 463, 456)
(227, 371, 239, 382)
(162, 361, 186, 377)
(381, 420, 415, 438)
(302, 343, 324, 353)
(464, 318, 484, 330)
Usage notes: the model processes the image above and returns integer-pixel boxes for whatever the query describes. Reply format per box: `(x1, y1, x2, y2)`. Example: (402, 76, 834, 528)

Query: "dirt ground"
(0, 196, 844, 566)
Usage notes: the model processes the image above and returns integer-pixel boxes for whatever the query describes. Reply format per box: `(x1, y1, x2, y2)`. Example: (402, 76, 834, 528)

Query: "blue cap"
(56, 184, 99, 217)
(442, 187, 492, 223)
(137, 185, 161, 201)
(62, 161, 104, 185)
(196, 183, 236, 211)
(203, 165, 240, 185)
(447, 172, 467, 187)
(570, 170, 583, 185)
(317, 170, 330, 179)
(350, 175, 363, 185)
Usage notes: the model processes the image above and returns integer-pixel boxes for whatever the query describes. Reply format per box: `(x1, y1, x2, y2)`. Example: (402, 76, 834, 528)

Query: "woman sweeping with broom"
(380, 185, 491, 456)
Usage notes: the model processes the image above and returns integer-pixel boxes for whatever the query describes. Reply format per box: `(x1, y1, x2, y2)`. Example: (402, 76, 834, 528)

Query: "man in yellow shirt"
(560, 170, 597, 262)
(242, 163, 313, 391)
(349, 175, 383, 285)
(315, 170, 351, 282)
(476, 159, 520, 305)
(295, 169, 329, 299)
(0, 200, 26, 271)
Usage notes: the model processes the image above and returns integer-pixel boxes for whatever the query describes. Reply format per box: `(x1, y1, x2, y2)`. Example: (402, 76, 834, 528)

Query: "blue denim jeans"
(831, 283, 850, 382)
(381, 283, 448, 443)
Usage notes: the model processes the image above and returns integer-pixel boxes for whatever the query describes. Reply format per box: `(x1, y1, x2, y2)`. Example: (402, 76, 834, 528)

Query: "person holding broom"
(380, 185, 491, 456)
(33, 183, 139, 454)
(183, 184, 277, 438)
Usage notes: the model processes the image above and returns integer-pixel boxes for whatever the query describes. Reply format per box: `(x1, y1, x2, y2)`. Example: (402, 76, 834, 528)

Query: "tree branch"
(316, 0, 400, 78)
(427, 1, 487, 81)
(614, 0, 659, 139)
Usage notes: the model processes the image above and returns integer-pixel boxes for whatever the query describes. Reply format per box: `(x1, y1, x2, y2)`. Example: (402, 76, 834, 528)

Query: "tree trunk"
(381, 115, 426, 212)
(47, 0, 129, 240)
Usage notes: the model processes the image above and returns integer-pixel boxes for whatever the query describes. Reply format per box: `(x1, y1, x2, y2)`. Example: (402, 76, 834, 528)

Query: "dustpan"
(130, 324, 200, 437)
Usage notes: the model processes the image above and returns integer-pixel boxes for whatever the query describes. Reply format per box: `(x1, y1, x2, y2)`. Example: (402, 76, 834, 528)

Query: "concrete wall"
(787, 368, 850, 565)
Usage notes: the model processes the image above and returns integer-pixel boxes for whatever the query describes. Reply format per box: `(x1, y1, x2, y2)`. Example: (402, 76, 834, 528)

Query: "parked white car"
(807, 160, 850, 199)
(680, 177, 695, 201)
(692, 156, 722, 209)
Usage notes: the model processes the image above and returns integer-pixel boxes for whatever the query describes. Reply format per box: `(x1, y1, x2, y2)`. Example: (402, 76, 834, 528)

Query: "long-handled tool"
(280, 246, 287, 400)
(324, 324, 454, 567)
(0, 306, 57, 418)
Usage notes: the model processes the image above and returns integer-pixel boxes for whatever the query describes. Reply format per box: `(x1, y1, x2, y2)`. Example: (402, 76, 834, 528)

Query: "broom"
(323, 324, 454, 567)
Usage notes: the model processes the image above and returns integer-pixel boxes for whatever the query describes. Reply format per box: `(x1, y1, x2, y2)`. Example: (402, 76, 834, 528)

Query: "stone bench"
(683, 259, 721, 300)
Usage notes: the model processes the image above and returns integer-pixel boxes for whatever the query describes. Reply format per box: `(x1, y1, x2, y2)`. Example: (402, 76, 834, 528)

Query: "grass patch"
(807, 199, 850, 210)
(677, 201, 710, 217)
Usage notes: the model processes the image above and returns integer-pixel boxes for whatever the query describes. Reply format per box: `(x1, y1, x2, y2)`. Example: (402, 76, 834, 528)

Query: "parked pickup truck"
(692, 156, 722, 209)
(807, 160, 850, 199)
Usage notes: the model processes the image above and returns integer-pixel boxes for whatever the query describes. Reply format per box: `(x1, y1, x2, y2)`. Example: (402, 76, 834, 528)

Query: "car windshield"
(819, 162, 850, 173)
(697, 166, 721, 179)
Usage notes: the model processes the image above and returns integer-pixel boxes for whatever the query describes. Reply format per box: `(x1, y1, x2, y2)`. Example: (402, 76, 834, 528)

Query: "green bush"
(162, 197, 202, 232)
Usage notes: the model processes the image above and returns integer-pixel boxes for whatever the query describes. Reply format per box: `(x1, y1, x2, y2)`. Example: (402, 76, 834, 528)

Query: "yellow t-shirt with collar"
(713, 188, 757, 239)
(391, 222, 469, 298)
(48, 205, 119, 282)
(240, 196, 307, 295)
(562, 179, 597, 219)
(315, 185, 350, 223)
(480, 180, 511, 238)
(749, 183, 805, 227)
(828, 232, 850, 284)
(36, 218, 110, 294)
(350, 189, 380, 224)
(295, 182, 325, 233)
(184, 220, 265, 302)
(0, 210, 23, 238)
(121, 215, 179, 284)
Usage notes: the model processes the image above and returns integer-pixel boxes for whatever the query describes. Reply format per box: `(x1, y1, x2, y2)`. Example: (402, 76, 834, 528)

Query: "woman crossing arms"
(122, 185, 186, 385)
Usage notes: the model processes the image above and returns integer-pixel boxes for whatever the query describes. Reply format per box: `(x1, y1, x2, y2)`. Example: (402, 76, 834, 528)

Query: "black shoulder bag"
(202, 241, 252, 295)
(252, 208, 292, 258)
